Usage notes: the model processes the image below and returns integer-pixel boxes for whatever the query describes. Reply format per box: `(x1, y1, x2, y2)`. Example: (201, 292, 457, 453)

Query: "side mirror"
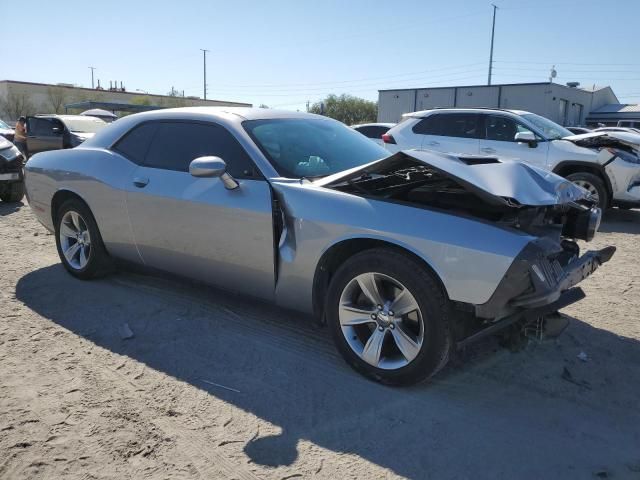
(189, 156, 239, 190)
(514, 131, 537, 147)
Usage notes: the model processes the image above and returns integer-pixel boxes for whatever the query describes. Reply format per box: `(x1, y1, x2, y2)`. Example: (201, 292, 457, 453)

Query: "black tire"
(54, 198, 112, 280)
(326, 248, 452, 386)
(566, 172, 609, 210)
(0, 182, 24, 203)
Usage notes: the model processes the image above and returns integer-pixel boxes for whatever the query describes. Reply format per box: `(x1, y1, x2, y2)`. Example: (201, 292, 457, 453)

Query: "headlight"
(609, 148, 640, 165)
(562, 207, 601, 242)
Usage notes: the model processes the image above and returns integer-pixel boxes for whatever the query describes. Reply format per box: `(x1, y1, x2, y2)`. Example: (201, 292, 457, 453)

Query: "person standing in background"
(14, 117, 27, 156)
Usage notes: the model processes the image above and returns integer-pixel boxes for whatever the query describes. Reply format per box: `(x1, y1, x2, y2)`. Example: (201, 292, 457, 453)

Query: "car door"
(26, 117, 64, 154)
(416, 113, 481, 155)
(478, 114, 549, 168)
(124, 120, 276, 301)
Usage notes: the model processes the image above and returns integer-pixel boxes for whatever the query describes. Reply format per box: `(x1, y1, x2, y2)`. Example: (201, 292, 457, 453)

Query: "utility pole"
(487, 4, 498, 86)
(89, 66, 96, 89)
(200, 49, 209, 100)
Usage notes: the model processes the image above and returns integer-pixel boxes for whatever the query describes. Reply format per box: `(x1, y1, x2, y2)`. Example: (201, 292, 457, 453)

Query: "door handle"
(133, 177, 149, 188)
(480, 147, 496, 154)
(427, 141, 440, 146)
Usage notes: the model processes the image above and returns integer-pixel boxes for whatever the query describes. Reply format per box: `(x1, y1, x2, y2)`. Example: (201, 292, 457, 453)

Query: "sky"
(4, 0, 640, 111)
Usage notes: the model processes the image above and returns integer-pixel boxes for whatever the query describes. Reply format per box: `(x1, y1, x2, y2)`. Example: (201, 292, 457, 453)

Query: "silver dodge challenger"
(24, 107, 615, 385)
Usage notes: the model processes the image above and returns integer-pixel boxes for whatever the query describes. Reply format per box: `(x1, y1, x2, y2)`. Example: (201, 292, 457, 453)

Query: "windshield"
(61, 117, 107, 134)
(244, 118, 389, 178)
(0, 119, 10, 129)
(521, 113, 573, 140)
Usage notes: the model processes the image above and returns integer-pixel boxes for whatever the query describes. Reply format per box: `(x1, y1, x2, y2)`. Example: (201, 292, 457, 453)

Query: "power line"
(496, 60, 640, 66)
(199, 62, 487, 91)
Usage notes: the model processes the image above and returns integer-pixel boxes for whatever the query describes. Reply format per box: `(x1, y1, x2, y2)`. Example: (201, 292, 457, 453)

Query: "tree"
(46, 86, 69, 114)
(309, 94, 377, 125)
(0, 92, 35, 120)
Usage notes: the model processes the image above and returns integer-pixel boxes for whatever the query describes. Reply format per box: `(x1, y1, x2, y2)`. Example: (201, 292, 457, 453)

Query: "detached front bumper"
(458, 243, 615, 349)
(475, 239, 616, 319)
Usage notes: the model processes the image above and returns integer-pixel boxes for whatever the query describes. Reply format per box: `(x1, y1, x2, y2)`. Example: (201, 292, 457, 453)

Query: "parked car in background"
(24, 115, 107, 157)
(384, 108, 640, 209)
(566, 127, 591, 135)
(0, 119, 15, 142)
(351, 122, 395, 146)
(593, 127, 640, 135)
(25, 107, 614, 385)
(618, 120, 640, 129)
(0, 136, 25, 202)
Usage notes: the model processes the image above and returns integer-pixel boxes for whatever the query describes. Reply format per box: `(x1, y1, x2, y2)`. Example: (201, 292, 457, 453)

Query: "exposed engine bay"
(328, 153, 601, 243)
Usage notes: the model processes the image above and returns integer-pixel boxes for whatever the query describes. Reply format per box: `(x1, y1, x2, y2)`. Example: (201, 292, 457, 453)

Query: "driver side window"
(142, 122, 261, 178)
(485, 115, 534, 142)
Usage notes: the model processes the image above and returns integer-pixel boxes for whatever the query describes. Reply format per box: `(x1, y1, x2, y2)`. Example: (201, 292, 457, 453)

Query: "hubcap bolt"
(378, 326, 384, 331)
(390, 324, 395, 329)
(388, 310, 394, 317)
(370, 313, 377, 320)
(377, 304, 383, 311)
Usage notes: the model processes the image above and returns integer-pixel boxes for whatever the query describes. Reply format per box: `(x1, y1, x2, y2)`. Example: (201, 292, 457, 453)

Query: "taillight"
(382, 133, 396, 144)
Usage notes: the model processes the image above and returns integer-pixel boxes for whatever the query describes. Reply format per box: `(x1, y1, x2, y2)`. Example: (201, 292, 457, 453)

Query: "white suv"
(384, 108, 640, 209)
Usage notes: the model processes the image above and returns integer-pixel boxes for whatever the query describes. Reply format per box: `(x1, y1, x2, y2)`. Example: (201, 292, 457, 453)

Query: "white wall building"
(377, 82, 620, 126)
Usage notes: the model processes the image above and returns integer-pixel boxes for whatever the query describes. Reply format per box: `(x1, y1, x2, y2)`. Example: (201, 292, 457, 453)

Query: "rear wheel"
(0, 182, 24, 203)
(326, 248, 452, 386)
(55, 198, 112, 279)
(566, 172, 608, 210)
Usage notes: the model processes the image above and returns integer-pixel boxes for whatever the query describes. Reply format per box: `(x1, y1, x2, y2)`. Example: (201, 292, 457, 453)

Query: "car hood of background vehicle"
(71, 132, 95, 141)
(563, 131, 640, 152)
(316, 149, 590, 207)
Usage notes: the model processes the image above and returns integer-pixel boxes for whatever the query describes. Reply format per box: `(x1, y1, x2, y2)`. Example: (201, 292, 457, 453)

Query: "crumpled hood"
(318, 149, 590, 207)
(563, 131, 640, 152)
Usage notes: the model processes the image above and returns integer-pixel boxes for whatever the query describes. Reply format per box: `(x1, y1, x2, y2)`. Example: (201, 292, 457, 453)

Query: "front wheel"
(55, 198, 112, 279)
(326, 248, 452, 386)
(566, 172, 609, 210)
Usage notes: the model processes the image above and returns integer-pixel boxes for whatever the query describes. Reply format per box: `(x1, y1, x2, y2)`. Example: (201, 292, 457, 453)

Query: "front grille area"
(0, 154, 24, 174)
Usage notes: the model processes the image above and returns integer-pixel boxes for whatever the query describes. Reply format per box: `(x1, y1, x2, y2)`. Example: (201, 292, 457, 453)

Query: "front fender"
(271, 181, 534, 313)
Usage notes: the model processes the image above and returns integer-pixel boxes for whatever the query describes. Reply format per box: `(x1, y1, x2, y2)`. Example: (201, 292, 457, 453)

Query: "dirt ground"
(1, 200, 639, 480)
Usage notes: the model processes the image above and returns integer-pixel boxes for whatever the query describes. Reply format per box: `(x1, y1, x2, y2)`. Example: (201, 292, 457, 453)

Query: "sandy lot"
(1, 201, 639, 480)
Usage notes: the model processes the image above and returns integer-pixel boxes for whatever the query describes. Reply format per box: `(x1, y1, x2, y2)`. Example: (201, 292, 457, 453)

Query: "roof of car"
(129, 106, 326, 122)
(351, 122, 395, 128)
(404, 107, 531, 118)
(35, 114, 106, 121)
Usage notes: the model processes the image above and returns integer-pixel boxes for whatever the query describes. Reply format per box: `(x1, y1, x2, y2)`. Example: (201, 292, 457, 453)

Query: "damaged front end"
(319, 150, 616, 346)
(564, 131, 640, 207)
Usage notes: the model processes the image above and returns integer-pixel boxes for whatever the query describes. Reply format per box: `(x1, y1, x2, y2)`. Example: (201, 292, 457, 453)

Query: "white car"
(384, 108, 640, 209)
(593, 127, 640, 135)
(351, 122, 395, 147)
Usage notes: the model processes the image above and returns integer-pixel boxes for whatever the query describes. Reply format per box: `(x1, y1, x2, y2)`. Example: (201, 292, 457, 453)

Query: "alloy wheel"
(338, 272, 424, 370)
(59, 211, 92, 270)
(572, 179, 600, 204)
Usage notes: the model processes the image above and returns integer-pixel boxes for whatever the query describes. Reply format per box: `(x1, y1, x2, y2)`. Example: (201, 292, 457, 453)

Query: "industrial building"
(0, 80, 251, 121)
(377, 81, 638, 127)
